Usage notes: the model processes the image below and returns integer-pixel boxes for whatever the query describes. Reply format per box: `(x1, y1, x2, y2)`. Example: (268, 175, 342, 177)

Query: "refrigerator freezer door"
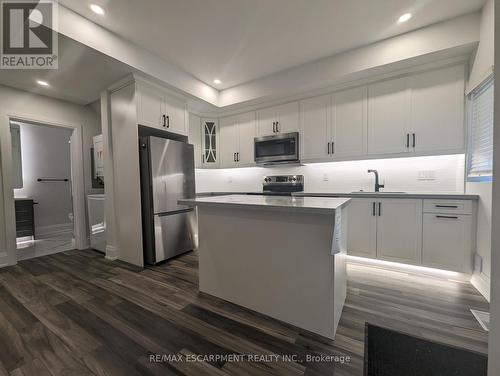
(150, 136, 195, 214)
(154, 211, 196, 262)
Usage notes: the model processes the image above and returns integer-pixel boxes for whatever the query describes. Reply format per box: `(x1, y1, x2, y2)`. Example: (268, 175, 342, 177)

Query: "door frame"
(1, 113, 87, 265)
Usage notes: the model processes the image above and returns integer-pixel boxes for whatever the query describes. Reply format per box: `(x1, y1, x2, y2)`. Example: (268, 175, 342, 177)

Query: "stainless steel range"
(261, 175, 304, 196)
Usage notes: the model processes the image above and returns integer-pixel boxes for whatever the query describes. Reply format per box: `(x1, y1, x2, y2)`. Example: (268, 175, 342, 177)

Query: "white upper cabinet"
(257, 102, 299, 136)
(220, 115, 239, 168)
(220, 111, 257, 168)
(201, 118, 219, 168)
(165, 95, 188, 135)
(367, 77, 410, 155)
(376, 198, 422, 265)
(237, 111, 257, 166)
(137, 82, 165, 128)
(188, 113, 203, 168)
(410, 65, 465, 153)
(136, 80, 187, 135)
(300, 95, 331, 161)
(332, 87, 367, 158)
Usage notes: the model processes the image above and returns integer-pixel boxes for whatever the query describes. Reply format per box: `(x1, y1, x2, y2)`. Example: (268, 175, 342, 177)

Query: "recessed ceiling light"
(36, 80, 49, 87)
(398, 13, 412, 23)
(213, 79, 221, 85)
(90, 4, 105, 15)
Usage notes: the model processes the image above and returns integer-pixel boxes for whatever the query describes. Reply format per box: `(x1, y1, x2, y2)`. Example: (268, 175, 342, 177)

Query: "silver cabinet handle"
(276, 121, 280, 132)
(378, 202, 381, 216)
(436, 215, 458, 219)
(372, 202, 376, 216)
(327, 142, 330, 154)
(272, 122, 276, 133)
(435, 205, 458, 208)
(412, 133, 415, 148)
(331, 141, 334, 154)
(406, 133, 410, 148)
(162, 114, 166, 127)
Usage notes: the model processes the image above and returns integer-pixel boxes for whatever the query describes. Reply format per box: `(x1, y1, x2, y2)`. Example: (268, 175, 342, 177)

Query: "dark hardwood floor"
(0, 250, 489, 375)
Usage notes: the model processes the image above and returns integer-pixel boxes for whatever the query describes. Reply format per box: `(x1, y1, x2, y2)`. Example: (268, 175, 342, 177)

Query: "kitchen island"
(179, 194, 351, 340)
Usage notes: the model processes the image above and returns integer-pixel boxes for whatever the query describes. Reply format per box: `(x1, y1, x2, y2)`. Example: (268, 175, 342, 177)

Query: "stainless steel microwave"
(254, 132, 299, 164)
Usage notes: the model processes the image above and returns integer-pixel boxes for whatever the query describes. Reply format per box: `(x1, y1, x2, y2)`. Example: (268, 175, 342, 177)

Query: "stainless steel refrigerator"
(139, 136, 196, 265)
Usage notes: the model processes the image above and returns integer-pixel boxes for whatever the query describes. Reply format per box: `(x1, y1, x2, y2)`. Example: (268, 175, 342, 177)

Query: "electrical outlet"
(323, 173, 329, 182)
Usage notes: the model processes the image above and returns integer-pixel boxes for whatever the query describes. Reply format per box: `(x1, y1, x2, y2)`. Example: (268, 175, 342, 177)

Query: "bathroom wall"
(13, 122, 74, 235)
(196, 154, 465, 194)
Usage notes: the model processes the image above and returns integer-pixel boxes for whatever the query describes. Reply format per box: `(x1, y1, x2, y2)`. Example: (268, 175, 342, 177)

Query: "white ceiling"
(0, 34, 134, 105)
(60, 0, 485, 90)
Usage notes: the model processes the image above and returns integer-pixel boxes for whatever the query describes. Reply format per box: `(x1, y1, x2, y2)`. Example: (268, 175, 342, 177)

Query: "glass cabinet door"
(201, 118, 219, 167)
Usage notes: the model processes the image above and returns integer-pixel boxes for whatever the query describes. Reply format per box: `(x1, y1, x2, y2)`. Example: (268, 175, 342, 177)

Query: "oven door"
(254, 132, 299, 164)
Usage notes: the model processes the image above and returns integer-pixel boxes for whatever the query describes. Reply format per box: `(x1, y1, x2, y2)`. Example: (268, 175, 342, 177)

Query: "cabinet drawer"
(422, 213, 472, 273)
(423, 199, 472, 215)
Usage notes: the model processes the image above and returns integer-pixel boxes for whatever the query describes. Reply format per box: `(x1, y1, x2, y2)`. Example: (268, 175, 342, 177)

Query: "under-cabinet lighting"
(347, 255, 460, 277)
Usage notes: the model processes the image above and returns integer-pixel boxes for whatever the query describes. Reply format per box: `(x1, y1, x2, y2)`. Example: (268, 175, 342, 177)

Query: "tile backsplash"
(196, 154, 465, 194)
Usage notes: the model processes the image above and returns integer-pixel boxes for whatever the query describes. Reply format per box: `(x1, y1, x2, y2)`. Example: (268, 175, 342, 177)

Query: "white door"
(410, 65, 465, 154)
(136, 83, 165, 128)
(367, 77, 410, 155)
(347, 199, 377, 258)
(165, 95, 187, 135)
(422, 213, 472, 273)
(237, 111, 256, 166)
(188, 114, 203, 168)
(376, 199, 422, 265)
(256, 106, 276, 136)
(276, 101, 300, 133)
(332, 87, 367, 158)
(219, 115, 239, 168)
(300, 95, 331, 161)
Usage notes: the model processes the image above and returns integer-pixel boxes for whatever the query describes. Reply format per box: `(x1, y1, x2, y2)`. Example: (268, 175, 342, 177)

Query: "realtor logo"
(1, 0, 58, 69)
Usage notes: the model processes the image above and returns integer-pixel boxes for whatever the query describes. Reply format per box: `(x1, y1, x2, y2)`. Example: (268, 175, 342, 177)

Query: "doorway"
(10, 120, 75, 260)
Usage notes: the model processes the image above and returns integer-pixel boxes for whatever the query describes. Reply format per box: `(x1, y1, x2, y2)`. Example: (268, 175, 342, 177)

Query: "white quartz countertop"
(179, 194, 351, 215)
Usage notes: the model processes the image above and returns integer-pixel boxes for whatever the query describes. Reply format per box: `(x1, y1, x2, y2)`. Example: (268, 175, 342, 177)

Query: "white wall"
(0, 85, 102, 266)
(13, 122, 73, 231)
(467, 0, 494, 299)
(196, 154, 465, 194)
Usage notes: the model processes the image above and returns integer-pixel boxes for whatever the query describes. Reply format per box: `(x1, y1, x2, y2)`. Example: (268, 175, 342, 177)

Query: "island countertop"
(179, 194, 351, 215)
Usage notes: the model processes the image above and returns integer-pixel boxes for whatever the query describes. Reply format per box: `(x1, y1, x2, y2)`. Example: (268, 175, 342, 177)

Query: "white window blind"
(468, 77, 494, 179)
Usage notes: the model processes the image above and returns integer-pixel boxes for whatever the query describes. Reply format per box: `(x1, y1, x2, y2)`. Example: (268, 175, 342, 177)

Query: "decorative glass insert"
(203, 121, 217, 163)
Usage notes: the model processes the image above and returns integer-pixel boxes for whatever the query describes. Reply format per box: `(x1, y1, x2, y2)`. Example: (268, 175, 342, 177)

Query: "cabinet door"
(136, 83, 165, 128)
(410, 66, 465, 153)
(422, 213, 472, 273)
(237, 111, 256, 166)
(376, 199, 422, 265)
(219, 115, 239, 168)
(300, 95, 331, 161)
(347, 199, 377, 258)
(367, 77, 410, 155)
(201, 118, 219, 168)
(333, 87, 367, 158)
(276, 101, 299, 133)
(188, 113, 203, 168)
(256, 106, 276, 136)
(165, 95, 187, 135)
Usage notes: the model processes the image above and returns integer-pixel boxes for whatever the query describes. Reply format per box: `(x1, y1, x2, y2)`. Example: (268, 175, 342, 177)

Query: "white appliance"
(87, 194, 105, 252)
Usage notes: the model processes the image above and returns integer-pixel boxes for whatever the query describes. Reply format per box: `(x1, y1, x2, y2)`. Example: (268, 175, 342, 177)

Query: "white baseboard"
(105, 245, 118, 261)
(471, 272, 491, 302)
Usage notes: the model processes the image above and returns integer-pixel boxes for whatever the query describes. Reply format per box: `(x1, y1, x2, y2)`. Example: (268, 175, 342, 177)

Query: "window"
(467, 77, 494, 181)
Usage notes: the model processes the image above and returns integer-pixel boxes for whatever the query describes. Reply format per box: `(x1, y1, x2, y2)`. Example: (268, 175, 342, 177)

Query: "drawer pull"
(435, 205, 458, 208)
(436, 215, 458, 219)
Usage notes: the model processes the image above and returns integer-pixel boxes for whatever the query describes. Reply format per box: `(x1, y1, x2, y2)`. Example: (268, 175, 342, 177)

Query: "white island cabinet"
(179, 195, 351, 340)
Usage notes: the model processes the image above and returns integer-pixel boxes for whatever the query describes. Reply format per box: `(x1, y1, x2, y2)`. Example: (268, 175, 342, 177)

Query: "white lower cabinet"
(347, 198, 474, 272)
(422, 206, 473, 273)
(376, 199, 422, 265)
(347, 199, 377, 258)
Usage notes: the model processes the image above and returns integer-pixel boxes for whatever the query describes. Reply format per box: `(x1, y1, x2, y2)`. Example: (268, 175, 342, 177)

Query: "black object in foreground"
(364, 323, 487, 376)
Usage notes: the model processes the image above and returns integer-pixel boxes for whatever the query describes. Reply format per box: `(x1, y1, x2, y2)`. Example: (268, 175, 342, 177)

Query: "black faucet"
(368, 170, 385, 192)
